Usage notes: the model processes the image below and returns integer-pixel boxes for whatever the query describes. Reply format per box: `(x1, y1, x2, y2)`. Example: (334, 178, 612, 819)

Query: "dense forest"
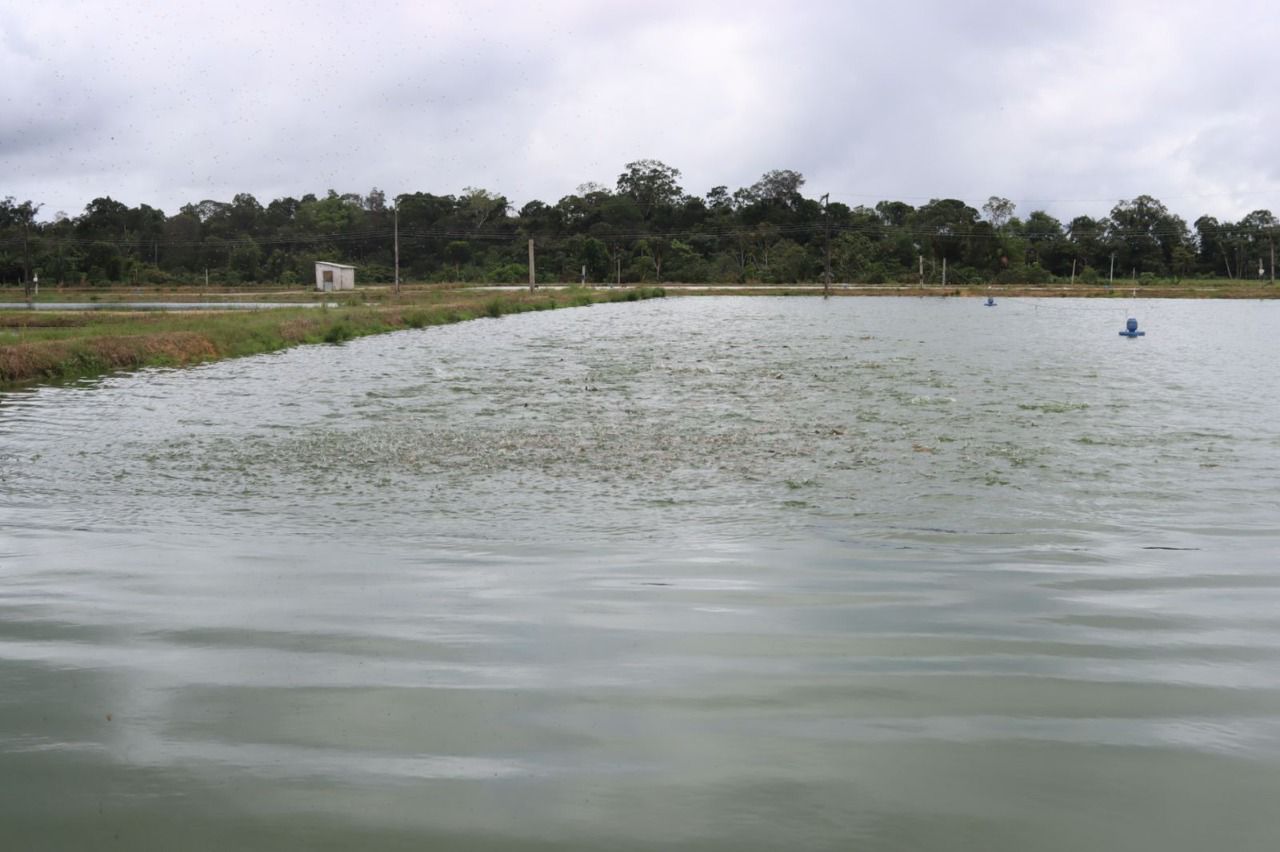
(2, 160, 1277, 291)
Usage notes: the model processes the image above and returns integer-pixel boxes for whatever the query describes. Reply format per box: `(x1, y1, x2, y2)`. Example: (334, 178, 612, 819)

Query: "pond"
(2, 296, 1278, 850)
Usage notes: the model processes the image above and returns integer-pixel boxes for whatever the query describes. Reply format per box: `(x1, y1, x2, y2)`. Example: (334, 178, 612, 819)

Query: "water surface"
(2, 297, 1278, 850)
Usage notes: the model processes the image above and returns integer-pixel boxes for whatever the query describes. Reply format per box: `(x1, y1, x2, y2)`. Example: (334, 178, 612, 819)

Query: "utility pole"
(21, 216, 32, 300)
(615, 245, 621, 287)
(393, 202, 400, 295)
(942, 257, 947, 288)
(918, 254, 924, 286)
(528, 239, 536, 292)
(820, 193, 831, 297)
(1271, 230, 1276, 285)
(18, 201, 41, 299)
(1071, 258, 1077, 286)
(1109, 253, 1115, 286)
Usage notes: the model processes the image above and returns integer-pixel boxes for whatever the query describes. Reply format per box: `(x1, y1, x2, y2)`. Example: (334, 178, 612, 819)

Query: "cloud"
(2, 0, 1279, 223)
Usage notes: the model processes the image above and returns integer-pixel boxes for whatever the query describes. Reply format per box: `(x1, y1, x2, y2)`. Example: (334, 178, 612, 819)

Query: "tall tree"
(616, 160, 683, 212)
(913, 198, 982, 264)
(1067, 215, 1108, 271)
(458, 187, 509, 232)
(746, 169, 806, 210)
(1021, 210, 1065, 270)
(1107, 195, 1184, 274)
(982, 196, 1016, 231)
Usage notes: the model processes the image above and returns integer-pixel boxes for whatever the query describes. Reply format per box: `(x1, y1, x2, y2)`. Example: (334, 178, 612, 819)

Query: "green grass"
(0, 286, 665, 389)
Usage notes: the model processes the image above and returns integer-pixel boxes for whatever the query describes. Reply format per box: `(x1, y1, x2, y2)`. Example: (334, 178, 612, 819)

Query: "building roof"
(314, 261, 357, 269)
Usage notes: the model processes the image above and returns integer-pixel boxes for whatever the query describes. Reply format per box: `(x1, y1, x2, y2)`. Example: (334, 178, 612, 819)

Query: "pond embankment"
(0, 287, 664, 389)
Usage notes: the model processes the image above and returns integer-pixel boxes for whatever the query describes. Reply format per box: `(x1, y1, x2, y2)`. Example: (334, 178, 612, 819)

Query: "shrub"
(1024, 266, 1051, 285)
(323, 322, 354, 344)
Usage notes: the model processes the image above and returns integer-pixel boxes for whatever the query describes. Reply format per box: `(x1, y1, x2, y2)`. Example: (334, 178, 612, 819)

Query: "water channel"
(2, 296, 1278, 850)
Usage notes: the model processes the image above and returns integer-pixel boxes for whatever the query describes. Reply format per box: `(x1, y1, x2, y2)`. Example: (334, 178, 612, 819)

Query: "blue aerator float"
(984, 296, 996, 307)
(1119, 317, 1145, 337)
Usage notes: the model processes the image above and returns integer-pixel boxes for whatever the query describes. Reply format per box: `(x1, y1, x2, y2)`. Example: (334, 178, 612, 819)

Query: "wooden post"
(528, 239, 536, 292)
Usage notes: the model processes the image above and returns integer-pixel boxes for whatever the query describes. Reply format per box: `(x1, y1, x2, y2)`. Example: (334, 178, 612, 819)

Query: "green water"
(2, 297, 1278, 850)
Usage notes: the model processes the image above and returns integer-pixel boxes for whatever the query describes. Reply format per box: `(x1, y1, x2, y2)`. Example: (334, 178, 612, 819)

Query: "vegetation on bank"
(5, 161, 1279, 293)
(0, 286, 664, 390)
(672, 280, 1277, 298)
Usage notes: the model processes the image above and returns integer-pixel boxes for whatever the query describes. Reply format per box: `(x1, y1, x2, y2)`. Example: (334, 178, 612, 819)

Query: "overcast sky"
(3, 0, 1278, 224)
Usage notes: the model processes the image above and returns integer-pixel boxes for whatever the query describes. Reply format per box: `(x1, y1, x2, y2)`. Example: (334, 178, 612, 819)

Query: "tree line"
(2, 160, 1277, 292)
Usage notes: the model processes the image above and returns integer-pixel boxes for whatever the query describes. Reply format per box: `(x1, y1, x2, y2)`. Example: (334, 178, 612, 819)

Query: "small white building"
(315, 261, 356, 292)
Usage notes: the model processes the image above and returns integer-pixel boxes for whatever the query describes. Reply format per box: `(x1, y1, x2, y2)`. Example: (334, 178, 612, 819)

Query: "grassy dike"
(660, 280, 1277, 298)
(0, 287, 665, 390)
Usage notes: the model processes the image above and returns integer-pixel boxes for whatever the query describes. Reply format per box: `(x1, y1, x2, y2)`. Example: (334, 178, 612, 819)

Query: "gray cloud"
(2, 0, 1278, 224)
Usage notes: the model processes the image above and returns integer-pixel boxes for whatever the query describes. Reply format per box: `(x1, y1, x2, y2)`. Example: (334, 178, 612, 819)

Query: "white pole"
(820, 193, 830, 297)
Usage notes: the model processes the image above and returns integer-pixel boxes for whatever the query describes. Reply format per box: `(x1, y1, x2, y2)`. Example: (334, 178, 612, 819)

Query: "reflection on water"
(2, 297, 1279, 850)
